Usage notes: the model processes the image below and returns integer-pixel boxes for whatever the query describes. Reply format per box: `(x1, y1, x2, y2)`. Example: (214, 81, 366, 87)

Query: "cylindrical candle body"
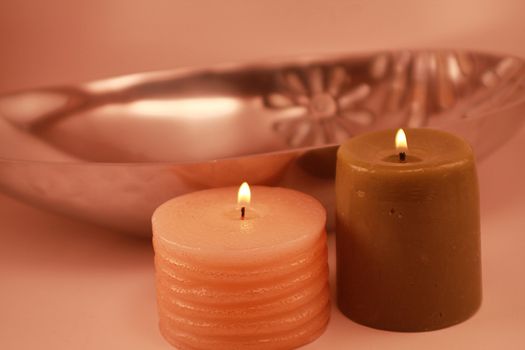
(335, 128, 481, 331)
(152, 186, 330, 349)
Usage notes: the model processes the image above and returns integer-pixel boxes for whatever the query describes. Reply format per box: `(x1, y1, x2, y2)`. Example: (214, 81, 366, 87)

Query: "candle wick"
(399, 152, 406, 162)
(241, 206, 246, 220)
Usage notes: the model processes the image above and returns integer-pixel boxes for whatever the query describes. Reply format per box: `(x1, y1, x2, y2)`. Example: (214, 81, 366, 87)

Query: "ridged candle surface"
(152, 186, 330, 350)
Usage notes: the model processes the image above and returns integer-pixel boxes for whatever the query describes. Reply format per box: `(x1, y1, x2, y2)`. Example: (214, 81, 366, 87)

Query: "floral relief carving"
(265, 66, 375, 147)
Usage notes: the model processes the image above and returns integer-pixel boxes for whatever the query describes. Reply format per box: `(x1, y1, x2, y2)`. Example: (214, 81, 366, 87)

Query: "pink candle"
(152, 184, 330, 350)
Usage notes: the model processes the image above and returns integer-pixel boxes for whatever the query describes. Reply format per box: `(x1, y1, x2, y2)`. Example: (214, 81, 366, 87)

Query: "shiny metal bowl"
(1, 50, 524, 235)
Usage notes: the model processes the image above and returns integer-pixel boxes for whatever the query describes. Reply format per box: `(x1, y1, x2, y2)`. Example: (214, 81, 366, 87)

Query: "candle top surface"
(338, 128, 474, 171)
(152, 186, 326, 260)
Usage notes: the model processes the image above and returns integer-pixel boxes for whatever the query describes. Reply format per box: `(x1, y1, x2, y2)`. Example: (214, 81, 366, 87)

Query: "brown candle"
(335, 128, 482, 331)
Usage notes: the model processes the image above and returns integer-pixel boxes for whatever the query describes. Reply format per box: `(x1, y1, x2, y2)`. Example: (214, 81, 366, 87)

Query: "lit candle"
(152, 184, 330, 349)
(395, 128, 407, 162)
(335, 128, 482, 331)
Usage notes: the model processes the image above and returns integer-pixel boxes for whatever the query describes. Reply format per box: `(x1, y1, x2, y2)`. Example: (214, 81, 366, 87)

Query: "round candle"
(335, 128, 481, 332)
(152, 185, 330, 349)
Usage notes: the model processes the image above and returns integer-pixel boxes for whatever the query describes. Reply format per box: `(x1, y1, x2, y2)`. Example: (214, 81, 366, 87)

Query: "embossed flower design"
(265, 66, 374, 147)
(368, 51, 480, 128)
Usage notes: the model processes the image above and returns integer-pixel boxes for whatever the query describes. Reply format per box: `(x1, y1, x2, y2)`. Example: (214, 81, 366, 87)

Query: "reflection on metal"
(127, 97, 241, 118)
(0, 49, 524, 235)
(85, 73, 146, 93)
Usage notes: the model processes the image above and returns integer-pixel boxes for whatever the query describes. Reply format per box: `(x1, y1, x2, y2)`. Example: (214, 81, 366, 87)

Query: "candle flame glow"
(237, 182, 251, 206)
(395, 129, 408, 151)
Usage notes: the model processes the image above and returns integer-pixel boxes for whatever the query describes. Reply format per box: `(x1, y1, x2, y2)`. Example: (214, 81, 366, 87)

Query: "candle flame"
(237, 182, 251, 206)
(395, 128, 408, 151)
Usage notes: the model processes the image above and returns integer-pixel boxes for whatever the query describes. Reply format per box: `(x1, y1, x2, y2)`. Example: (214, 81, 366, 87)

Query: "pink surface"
(0, 127, 523, 349)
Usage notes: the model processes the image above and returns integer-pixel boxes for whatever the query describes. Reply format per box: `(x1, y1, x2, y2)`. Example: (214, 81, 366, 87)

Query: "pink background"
(2, 0, 525, 94)
(1, 1, 525, 349)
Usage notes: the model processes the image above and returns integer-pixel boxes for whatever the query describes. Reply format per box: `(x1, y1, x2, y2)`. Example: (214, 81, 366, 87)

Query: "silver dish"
(1, 50, 524, 235)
